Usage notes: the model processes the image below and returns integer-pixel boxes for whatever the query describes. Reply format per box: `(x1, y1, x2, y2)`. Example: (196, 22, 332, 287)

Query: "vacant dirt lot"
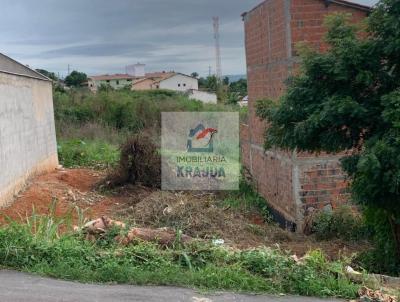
(0, 168, 369, 258)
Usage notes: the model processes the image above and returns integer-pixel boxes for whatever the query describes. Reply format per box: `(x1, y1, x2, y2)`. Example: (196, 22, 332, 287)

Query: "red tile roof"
(89, 72, 176, 82)
(145, 72, 175, 79)
(88, 74, 137, 81)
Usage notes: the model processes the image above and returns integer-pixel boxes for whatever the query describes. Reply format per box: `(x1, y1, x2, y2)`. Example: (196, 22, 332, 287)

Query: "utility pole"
(208, 66, 212, 77)
(67, 64, 71, 75)
(212, 16, 222, 81)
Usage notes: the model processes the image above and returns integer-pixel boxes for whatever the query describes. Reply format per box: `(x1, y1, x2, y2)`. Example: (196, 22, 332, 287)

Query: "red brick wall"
(242, 0, 368, 231)
(297, 157, 350, 213)
(240, 123, 251, 171)
(244, 0, 291, 146)
(290, 0, 368, 53)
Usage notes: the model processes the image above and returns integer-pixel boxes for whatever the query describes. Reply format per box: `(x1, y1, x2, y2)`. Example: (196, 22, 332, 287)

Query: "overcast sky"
(0, 0, 378, 77)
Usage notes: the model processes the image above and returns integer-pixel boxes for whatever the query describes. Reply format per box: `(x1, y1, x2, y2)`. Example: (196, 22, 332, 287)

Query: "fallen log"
(82, 216, 126, 234)
(79, 216, 192, 246)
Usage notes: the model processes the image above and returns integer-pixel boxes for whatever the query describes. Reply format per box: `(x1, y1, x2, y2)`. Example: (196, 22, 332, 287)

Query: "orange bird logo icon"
(187, 124, 218, 152)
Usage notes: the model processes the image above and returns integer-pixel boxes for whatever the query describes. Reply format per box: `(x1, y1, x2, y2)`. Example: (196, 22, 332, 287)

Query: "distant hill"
(225, 74, 246, 83)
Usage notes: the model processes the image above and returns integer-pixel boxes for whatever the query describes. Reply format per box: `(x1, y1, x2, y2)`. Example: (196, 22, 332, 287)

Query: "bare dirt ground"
(0, 168, 369, 259)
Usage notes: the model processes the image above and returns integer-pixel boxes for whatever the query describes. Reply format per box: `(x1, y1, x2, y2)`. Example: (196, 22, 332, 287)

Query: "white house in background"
(152, 73, 198, 91)
(88, 63, 218, 103)
(188, 89, 217, 104)
(238, 95, 248, 107)
(87, 74, 136, 92)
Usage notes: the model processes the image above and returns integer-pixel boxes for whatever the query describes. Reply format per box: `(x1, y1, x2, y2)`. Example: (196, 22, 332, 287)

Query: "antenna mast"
(212, 16, 222, 81)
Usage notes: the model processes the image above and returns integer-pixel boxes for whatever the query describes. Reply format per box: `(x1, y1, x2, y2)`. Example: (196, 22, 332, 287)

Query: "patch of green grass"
(57, 139, 119, 168)
(311, 206, 370, 242)
(0, 209, 360, 299)
(222, 180, 272, 222)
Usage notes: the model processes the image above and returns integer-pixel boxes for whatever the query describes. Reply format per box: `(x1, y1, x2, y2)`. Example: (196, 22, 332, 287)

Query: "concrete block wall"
(241, 0, 369, 231)
(0, 71, 58, 207)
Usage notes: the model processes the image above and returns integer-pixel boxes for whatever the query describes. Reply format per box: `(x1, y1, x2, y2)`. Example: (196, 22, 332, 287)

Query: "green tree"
(65, 70, 87, 87)
(229, 78, 248, 102)
(223, 76, 230, 85)
(198, 75, 218, 92)
(198, 77, 207, 88)
(35, 69, 58, 81)
(256, 1, 400, 267)
(226, 79, 247, 105)
(229, 79, 247, 96)
(190, 72, 199, 78)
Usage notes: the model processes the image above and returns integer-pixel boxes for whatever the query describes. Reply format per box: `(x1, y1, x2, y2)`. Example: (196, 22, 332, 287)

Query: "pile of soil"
(0, 168, 118, 224)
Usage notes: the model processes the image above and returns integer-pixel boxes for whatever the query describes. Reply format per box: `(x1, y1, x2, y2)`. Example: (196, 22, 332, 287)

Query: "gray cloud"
(0, 0, 378, 77)
(39, 42, 157, 58)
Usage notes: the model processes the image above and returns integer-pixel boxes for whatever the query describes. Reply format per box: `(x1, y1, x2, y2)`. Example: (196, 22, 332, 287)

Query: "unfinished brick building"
(241, 0, 370, 231)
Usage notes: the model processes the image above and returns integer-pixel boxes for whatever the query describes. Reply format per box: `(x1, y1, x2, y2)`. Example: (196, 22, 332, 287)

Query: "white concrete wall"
(0, 72, 58, 207)
(127, 64, 145, 77)
(188, 90, 217, 104)
(159, 74, 198, 92)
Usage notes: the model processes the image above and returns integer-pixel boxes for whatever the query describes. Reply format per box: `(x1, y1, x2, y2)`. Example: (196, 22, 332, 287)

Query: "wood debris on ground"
(81, 216, 192, 246)
(349, 286, 398, 302)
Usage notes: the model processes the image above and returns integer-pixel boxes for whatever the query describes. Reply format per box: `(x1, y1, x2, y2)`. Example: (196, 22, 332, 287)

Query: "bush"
(58, 139, 119, 169)
(105, 134, 161, 188)
(355, 207, 400, 276)
(54, 89, 235, 136)
(311, 206, 370, 241)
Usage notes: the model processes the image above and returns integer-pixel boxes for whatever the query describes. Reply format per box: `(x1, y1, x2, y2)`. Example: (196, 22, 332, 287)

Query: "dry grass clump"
(127, 191, 280, 246)
(105, 134, 161, 188)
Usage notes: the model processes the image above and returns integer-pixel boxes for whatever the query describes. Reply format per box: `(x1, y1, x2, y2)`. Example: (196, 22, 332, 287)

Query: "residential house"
(132, 72, 198, 92)
(131, 71, 175, 90)
(132, 71, 217, 103)
(89, 65, 217, 103)
(153, 73, 198, 91)
(87, 74, 136, 92)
